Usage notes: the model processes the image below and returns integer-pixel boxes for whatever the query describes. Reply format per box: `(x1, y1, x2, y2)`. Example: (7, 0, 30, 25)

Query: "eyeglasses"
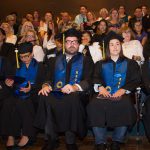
(65, 40, 79, 45)
(19, 54, 30, 59)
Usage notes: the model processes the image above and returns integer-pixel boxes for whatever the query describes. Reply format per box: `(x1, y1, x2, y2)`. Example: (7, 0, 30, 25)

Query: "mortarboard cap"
(105, 31, 124, 46)
(64, 28, 81, 42)
(18, 42, 33, 54)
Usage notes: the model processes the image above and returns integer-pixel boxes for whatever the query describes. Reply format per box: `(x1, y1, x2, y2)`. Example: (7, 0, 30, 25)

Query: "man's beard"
(65, 46, 78, 55)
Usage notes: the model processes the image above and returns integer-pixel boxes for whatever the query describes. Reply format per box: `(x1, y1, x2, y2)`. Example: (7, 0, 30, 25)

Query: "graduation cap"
(105, 32, 124, 46)
(64, 28, 81, 40)
(101, 31, 124, 59)
(14, 42, 33, 68)
(18, 42, 33, 54)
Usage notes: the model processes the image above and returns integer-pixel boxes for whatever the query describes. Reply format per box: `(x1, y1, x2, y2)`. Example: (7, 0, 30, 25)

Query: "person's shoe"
(95, 144, 107, 150)
(15, 139, 34, 149)
(66, 144, 78, 150)
(110, 141, 120, 150)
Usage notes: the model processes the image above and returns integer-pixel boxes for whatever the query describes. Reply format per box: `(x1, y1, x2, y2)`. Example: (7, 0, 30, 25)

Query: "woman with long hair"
(87, 34, 141, 150)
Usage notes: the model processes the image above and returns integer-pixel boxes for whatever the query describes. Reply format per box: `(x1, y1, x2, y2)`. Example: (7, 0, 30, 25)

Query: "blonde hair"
(20, 21, 35, 36)
(20, 29, 39, 45)
(1, 22, 13, 35)
(6, 15, 15, 22)
(99, 8, 109, 17)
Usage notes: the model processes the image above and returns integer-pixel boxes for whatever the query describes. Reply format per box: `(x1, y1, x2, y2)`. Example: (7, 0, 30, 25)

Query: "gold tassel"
(102, 40, 105, 60)
(63, 33, 65, 54)
(15, 48, 20, 68)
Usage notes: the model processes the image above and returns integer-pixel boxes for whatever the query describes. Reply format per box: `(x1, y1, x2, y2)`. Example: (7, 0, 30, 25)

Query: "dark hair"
(81, 30, 93, 45)
(97, 19, 108, 34)
(64, 28, 81, 44)
(45, 11, 53, 18)
(109, 8, 118, 15)
(10, 12, 18, 17)
(134, 6, 142, 11)
(54, 33, 63, 44)
(47, 21, 53, 40)
(133, 20, 144, 34)
(104, 38, 124, 61)
(80, 5, 87, 10)
(118, 5, 127, 15)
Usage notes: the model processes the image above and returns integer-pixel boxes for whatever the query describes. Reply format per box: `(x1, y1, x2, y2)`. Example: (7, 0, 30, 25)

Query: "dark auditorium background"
(0, 0, 150, 21)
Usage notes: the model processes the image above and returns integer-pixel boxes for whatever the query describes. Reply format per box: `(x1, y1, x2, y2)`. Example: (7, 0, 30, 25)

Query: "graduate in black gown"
(0, 56, 12, 110)
(44, 33, 63, 65)
(35, 28, 94, 150)
(87, 34, 141, 150)
(141, 59, 150, 142)
(0, 28, 16, 63)
(0, 42, 45, 149)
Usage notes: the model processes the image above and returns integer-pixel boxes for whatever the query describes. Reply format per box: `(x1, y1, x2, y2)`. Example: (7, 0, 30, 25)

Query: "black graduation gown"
(87, 58, 141, 128)
(0, 57, 12, 109)
(141, 60, 150, 140)
(34, 53, 94, 138)
(0, 61, 46, 137)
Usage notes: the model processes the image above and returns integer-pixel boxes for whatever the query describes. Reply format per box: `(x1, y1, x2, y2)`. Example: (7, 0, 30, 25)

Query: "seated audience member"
(97, 8, 109, 21)
(39, 12, 57, 40)
(32, 10, 41, 32)
(118, 5, 131, 24)
(20, 29, 45, 62)
(34, 28, 94, 150)
(26, 13, 34, 22)
(141, 5, 150, 36)
(0, 28, 15, 60)
(0, 42, 45, 149)
(19, 21, 34, 39)
(120, 26, 144, 64)
(0, 28, 16, 69)
(87, 34, 141, 150)
(1, 22, 17, 45)
(80, 11, 97, 33)
(133, 20, 148, 46)
(57, 12, 72, 32)
(129, 6, 150, 33)
(6, 14, 19, 35)
(43, 21, 56, 50)
(44, 33, 63, 64)
(79, 31, 102, 63)
(108, 8, 124, 33)
(75, 5, 88, 26)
